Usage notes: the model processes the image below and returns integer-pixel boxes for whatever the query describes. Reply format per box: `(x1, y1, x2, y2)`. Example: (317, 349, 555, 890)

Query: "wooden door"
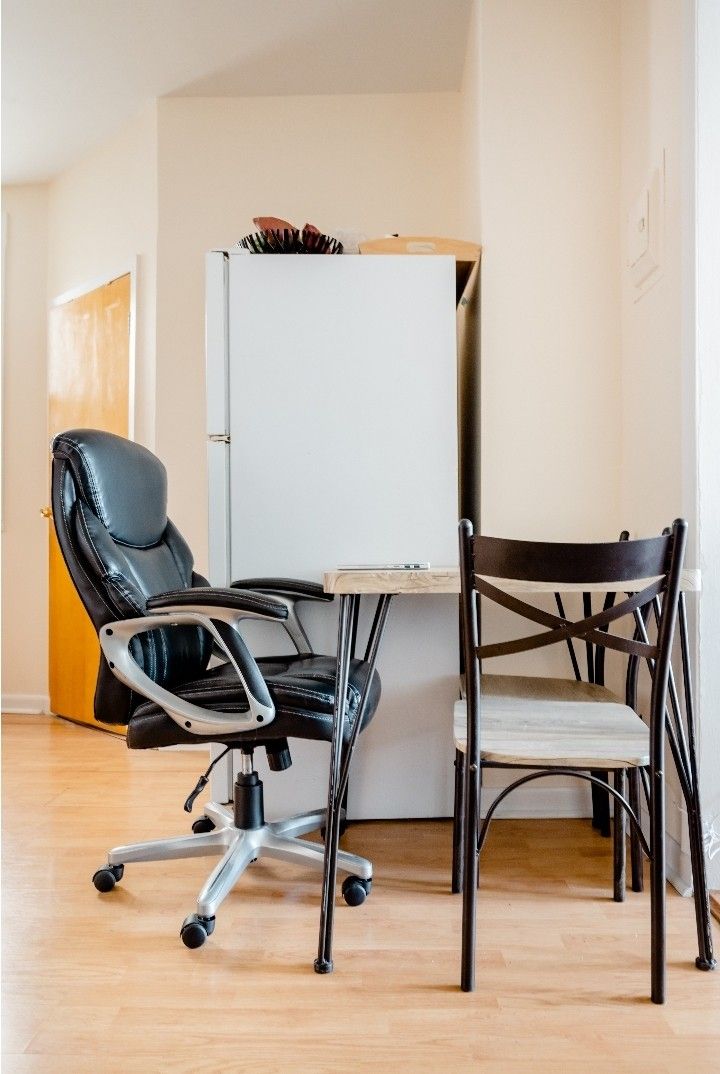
(47, 273, 131, 731)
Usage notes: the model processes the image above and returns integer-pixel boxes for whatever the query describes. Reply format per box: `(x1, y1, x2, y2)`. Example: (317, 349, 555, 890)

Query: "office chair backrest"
(51, 429, 212, 724)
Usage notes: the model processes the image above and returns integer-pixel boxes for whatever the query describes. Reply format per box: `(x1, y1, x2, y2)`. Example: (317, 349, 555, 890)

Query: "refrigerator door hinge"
(208, 434, 231, 444)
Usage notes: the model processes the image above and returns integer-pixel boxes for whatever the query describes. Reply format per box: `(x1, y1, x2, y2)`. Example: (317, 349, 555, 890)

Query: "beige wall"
(466, 1, 624, 814)
(47, 102, 158, 449)
(8, 4, 705, 844)
(1, 106, 158, 709)
(2, 91, 465, 700)
(2, 6, 628, 716)
(619, 0, 695, 534)
(618, 0, 702, 888)
(478, 0, 622, 544)
(1, 185, 50, 709)
(155, 93, 465, 571)
(3, 2, 708, 874)
(459, 0, 481, 245)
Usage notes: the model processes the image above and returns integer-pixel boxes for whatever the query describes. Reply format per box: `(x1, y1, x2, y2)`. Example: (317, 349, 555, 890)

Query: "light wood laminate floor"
(2, 714, 719, 1073)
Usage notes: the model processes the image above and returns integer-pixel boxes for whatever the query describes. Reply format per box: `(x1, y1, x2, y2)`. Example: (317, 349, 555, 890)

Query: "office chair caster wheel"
(92, 864, 124, 892)
(341, 876, 372, 907)
(180, 913, 215, 949)
(191, 816, 215, 834)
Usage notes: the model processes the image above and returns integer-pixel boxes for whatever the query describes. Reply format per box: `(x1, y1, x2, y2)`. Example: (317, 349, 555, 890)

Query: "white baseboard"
(2, 694, 49, 714)
(636, 800, 693, 896)
(352, 783, 593, 822)
(480, 784, 591, 820)
(666, 829, 693, 896)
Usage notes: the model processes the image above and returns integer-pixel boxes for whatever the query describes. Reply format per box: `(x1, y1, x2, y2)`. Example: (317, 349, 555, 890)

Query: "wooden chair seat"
(453, 674, 649, 769)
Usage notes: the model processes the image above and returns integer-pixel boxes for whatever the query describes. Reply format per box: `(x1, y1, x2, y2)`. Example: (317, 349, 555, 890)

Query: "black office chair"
(51, 429, 379, 949)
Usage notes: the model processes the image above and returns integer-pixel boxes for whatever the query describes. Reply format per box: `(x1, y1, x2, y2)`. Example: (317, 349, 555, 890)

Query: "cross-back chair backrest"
(458, 520, 688, 733)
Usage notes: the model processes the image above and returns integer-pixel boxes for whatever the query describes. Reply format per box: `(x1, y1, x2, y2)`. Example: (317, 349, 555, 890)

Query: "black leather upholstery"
(231, 578, 334, 603)
(52, 430, 212, 720)
(148, 587, 289, 619)
(51, 429, 382, 759)
(56, 429, 168, 547)
(128, 655, 380, 750)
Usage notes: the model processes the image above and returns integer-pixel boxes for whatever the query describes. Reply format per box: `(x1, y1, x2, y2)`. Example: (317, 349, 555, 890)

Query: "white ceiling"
(1, 0, 472, 184)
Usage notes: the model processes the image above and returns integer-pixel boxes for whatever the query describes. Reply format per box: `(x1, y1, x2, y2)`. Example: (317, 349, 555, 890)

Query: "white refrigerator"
(206, 251, 459, 819)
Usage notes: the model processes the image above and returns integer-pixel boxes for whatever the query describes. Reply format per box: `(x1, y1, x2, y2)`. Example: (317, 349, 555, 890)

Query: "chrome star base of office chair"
(92, 754, 372, 948)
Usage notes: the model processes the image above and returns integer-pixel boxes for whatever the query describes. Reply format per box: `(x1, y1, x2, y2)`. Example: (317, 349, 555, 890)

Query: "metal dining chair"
(454, 520, 687, 1003)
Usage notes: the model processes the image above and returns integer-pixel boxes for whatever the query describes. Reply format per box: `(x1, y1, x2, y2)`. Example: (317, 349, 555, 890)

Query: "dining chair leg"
(592, 770, 611, 837)
(452, 748, 466, 894)
(650, 765, 666, 1003)
(591, 779, 602, 830)
(674, 594, 717, 971)
(678, 760, 718, 971)
(686, 787, 717, 970)
(628, 767, 644, 892)
(613, 769, 627, 902)
(461, 754, 480, 992)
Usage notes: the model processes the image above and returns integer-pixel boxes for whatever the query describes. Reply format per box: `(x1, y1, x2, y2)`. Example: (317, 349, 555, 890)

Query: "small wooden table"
(314, 566, 715, 977)
(323, 567, 701, 596)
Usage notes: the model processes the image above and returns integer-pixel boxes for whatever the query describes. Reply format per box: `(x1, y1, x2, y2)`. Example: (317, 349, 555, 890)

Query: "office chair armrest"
(229, 578, 333, 654)
(148, 587, 288, 619)
(230, 577, 334, 603)
(99, 608, 276, 736)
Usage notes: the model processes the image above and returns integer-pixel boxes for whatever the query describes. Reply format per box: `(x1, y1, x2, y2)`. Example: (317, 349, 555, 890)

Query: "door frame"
(47, 263, 136, 728)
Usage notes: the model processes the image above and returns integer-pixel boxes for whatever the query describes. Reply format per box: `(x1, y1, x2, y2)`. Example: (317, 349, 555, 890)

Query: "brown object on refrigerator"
(253, 216, 296, 232)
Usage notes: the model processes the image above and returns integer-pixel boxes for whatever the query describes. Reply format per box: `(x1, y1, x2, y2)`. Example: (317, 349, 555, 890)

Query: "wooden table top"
(322, 566, 701, 595)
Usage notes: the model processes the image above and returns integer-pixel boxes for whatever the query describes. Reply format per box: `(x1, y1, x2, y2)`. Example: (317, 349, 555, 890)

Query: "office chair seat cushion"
(127, 654, 381, 749)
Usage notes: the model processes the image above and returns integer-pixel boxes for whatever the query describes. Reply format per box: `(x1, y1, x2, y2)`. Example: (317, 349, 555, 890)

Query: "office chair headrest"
(52, 429, 168, 548)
